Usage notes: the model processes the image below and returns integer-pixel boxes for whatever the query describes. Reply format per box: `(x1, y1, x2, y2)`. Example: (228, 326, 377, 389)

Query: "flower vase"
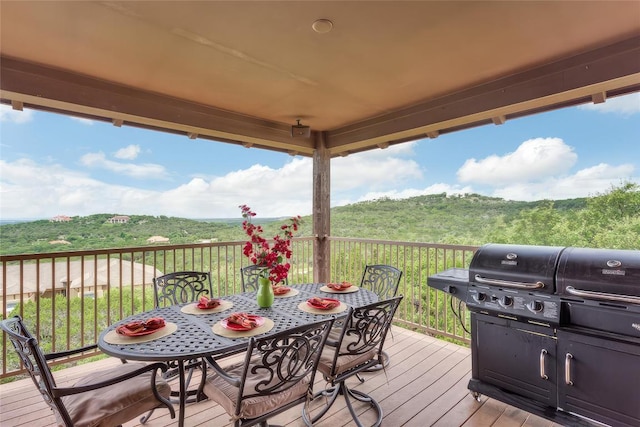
(256, 276, 274, 308)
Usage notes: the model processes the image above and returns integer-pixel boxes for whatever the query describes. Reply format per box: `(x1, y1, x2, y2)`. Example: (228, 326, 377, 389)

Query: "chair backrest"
(153, 271, 213, 307)
(234, 317, 335, 421)
(240, 265, 289, 292)
(360, 264, 403, 299)
(240, 265, 263, 292)
(324, 295, 403, 382)
(0, 316, 72, 424)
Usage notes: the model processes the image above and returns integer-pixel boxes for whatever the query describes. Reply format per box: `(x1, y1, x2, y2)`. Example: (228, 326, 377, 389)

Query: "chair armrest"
(44, 344, 98, 361)
(51, 362, 168, 397)
(204, 355, 241, 387)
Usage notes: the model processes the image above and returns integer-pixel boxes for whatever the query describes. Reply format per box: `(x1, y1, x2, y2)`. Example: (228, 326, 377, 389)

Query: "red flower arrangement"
(240, 205, 301, 284)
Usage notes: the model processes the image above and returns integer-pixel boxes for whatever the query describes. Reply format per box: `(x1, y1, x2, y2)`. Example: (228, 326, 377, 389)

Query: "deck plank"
(0, 326, 562, 427)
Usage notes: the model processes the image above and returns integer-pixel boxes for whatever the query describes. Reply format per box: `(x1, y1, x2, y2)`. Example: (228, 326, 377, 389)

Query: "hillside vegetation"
(1, 183, 638, 256)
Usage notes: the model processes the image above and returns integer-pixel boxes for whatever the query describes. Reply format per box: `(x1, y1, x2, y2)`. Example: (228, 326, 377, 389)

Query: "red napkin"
(226, 312, 259, 329)
(308, 297, 340, 310)
(116, 317, 166, 336)
(327, 282, 352, 291)
(272, 285, 291, 295)
(197, 295, 221, 309)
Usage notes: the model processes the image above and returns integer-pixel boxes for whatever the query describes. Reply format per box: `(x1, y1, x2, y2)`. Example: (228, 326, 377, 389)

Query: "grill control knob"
(528, 301, 544, 313)
(473, 292, 486, 303)
(499, 296, 513, 307)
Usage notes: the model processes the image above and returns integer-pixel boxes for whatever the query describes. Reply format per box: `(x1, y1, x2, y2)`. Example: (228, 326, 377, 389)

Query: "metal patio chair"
(360, 264, 403, 300)
(359, 264, 402, 372)
(0, 315, 175, 427)
(203, 317, 335, 427)
(302, 296, 403, 427)
(149, 270, 214, 414)
(153, 270, 214, 308)
(240, 265, 289, 293)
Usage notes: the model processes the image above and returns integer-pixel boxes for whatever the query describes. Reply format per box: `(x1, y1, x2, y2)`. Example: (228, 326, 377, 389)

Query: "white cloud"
(454, 136, 639, 202)
(491, 163, 636, 201)
(326, 143, 425, 207)
(155, 158, 314, 218)
(80, 151, 168, 179)
(0, 146, 428, 219)
(0, 158, 157, 219)
(2, 140, 636, 220)
(578, 92, 640, 116)
(114, 145, 141, 160)
(0, 104, 34, 124)
(0, 156, 315, 219)
(69, 116, 94, 125)
(457, 138, 577, 185)
(332, 143, 422, 192)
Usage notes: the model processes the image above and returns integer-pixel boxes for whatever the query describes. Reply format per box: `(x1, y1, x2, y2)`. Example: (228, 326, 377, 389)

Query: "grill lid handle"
(565, 286, 640, 305)
(474, 274, 545, 290)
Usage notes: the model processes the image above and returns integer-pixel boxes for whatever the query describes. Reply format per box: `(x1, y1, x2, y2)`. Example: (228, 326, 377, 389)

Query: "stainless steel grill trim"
(474, 274, 545, 290)
(565, 286, 640, 305)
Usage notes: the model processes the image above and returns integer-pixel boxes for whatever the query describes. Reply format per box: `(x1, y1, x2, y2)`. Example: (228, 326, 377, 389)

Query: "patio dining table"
(97, 283, 378, 427)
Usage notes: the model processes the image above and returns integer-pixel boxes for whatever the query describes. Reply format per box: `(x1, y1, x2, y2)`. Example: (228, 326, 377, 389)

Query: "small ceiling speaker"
(291, 119, 311, 138)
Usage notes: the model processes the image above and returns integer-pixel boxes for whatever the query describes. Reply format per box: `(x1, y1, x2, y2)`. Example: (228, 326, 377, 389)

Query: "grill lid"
(470, 244, 565, 294)
(557, 247, 640, 303)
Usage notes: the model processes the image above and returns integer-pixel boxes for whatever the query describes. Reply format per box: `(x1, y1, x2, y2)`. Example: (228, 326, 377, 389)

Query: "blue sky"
(1, 92, 638, 220)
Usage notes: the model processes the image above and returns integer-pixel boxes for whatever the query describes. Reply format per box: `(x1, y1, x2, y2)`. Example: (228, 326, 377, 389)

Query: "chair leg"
(169, 359, 208, 404)
(305, 380, 382, 427)
(342, 381, 383, 427)
(139, 408, 155, 424)
(305, 383, 341, 424)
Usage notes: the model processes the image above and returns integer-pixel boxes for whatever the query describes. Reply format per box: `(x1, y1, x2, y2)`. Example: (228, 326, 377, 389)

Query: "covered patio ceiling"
(1, 1, 639, 158)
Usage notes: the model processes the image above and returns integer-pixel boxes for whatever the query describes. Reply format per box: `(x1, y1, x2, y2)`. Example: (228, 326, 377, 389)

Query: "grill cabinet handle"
(474, 275, 544, 290)
(565, 286, 640, 305)
(539, 349, 548, 380)
(565, 353, 574, 386)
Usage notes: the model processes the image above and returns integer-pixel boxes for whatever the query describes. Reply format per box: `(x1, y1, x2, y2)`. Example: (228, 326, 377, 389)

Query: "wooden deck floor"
(0, 326, 562, 427)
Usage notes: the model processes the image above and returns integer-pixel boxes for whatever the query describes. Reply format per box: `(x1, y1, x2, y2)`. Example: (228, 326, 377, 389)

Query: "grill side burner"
(427, 244, 640, 427)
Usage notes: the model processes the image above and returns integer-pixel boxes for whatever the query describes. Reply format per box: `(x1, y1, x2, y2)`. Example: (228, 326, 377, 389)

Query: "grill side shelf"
(426, 268, 470, 301)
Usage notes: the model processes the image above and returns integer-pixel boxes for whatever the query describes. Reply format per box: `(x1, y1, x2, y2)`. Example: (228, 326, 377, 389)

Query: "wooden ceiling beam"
(0, 56, 316, 156)
(1, 36, 639, 159)
(325, 36, 640, 154)
(591, 92, 607, 104)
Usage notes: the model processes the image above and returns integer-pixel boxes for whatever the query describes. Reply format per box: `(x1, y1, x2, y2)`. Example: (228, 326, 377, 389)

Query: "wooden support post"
(313, 131, 331, 283)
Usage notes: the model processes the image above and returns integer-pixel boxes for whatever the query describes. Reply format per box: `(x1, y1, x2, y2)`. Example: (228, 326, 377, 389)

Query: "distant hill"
(0, 194, 594, 256)
(330, 193, 587, 244)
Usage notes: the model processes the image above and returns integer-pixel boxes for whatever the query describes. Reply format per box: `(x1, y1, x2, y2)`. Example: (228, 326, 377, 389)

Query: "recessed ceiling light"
(312, 19, 333, 34)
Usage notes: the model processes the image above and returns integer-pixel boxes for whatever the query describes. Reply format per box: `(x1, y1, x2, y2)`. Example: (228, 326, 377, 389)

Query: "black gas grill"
(428, 244, 640, 427)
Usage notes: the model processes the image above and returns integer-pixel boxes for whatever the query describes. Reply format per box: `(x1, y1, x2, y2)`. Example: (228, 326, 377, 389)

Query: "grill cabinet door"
(471, 313, 557, 407)
(557, 329, 640, 427)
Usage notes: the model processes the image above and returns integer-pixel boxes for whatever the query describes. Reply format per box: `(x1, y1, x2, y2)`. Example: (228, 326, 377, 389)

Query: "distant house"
(147, 235, 169, 243)
(50, 215, 72, 222)
(49, 240, 71, 245)
(1, 259, 163, 305)
(107, 215, 130, 224)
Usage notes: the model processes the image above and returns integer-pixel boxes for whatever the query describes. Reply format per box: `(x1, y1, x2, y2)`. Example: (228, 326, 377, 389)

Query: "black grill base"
(467, 379, 599, 427)
(428, 244, 640, 427)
